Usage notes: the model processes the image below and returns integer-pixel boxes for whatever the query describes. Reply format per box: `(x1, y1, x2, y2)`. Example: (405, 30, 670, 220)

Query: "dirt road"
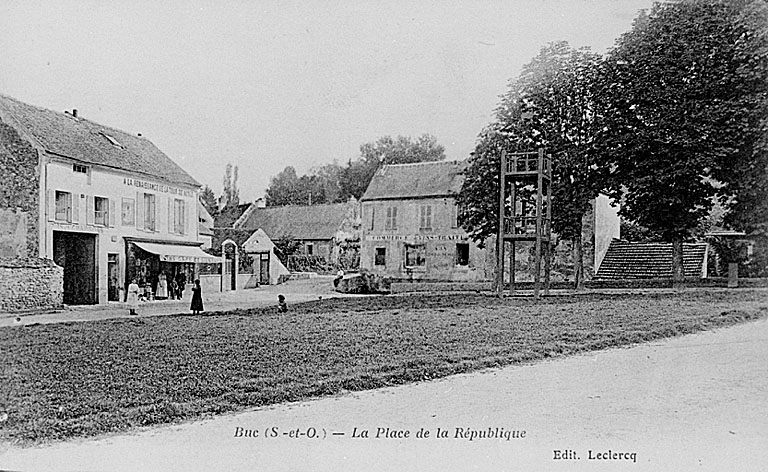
(2, 313, 766, 471)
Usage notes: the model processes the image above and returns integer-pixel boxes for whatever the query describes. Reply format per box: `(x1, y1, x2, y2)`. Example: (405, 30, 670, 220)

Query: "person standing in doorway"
(176, 271, 187, 300)
(127, 279, 140, 316)
(190, 279, 204, 315)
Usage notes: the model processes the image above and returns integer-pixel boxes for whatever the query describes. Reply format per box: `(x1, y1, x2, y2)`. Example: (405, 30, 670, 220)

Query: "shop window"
(173, 199, 185, 234)
(375, 247, 386, 266)
(456, 243, 470, 266)
(405, 244, 426, 268)
(419, 205, 432, 230)
(55, 191, 72, 222)
(144, 193, 156, 232)
(385, 206, 398, 230)
(122, 198, 135, 226)
(94, 196, 109, 226)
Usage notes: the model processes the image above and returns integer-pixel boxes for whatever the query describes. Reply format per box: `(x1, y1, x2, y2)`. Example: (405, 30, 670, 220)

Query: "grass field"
(1, 290, 766, 445)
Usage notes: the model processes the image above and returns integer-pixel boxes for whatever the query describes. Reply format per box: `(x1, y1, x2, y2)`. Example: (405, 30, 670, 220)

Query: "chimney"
(72, 109, 78, 118)
(255, 197, 266, 208)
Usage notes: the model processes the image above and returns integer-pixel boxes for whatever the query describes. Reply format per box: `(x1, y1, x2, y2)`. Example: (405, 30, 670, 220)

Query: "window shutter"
(167, 197, 173, 234)
(72, 194, 80, 223)
(47, 190, 56, 221)
(136, 192, 144, 230)
(185, 200, 192, 235)
(86, 196, 94, 225)
(393, 207, 397, 229)
(109, 199, 116, 227)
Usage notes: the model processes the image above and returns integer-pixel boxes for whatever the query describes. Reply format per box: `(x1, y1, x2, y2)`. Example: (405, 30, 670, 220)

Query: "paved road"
(2, 314, 766, 471)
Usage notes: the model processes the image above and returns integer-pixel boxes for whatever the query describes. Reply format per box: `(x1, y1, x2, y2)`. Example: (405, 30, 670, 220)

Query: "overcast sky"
(0, 0, 654, 202)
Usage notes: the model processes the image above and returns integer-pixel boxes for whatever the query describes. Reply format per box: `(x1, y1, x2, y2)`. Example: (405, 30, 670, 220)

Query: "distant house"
(215, 199, 360, 272)
(211, 227, 289, 288)
(360, 160, 493, 282)
(0, 94, 217, 309)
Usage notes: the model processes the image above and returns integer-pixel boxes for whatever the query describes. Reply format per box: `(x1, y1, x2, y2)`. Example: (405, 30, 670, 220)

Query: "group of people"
(153, 272, 187, 301)
(126, 272, 204, 316)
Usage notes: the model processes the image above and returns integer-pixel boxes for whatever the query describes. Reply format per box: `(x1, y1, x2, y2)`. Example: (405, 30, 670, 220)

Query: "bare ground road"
(1, 313, 766, 471)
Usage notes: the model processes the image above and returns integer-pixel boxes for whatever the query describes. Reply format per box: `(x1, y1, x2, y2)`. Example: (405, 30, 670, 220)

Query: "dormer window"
(99, 131, 123, 148)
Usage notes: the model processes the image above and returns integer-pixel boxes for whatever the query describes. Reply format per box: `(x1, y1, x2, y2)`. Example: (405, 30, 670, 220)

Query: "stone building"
(0, 94, 216, 307)
(359, 160, 620, 284)
(360, 160, 493, 281)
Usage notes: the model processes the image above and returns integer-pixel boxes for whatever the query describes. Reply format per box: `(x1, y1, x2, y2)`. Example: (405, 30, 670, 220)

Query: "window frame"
(419, 205, 433, 230)
(374, 247, 386, 266)
(404, 243, 426, 269)
(94, 196, 109, 226)
(173, 198, 186, 234)
(54, 191, 72, 222)
(144, 193, 156, 232)
(385, 206, 398, 230)
(456, 243, 470, 266)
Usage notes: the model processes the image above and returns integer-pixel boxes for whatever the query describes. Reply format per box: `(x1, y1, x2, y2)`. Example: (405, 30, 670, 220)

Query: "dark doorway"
(53, 231, 97, 305)
(108, 253, 119, 301)
(259, 253, 270, 285)
(224, 243, 236, 290)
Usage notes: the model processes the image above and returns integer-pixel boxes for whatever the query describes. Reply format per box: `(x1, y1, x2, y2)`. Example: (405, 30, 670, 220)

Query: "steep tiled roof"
(0, 94, 198, 187)
(361, 160, 465, 201)
(236, 203, 351, 240)
(595, 240, 707, 279)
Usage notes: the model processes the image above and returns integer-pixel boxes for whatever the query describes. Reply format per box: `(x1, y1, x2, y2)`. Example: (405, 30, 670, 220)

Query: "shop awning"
(133, 242, 221, 264)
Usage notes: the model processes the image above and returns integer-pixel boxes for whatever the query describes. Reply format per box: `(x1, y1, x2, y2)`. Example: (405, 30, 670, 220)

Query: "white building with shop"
(0, 94, 217, 305)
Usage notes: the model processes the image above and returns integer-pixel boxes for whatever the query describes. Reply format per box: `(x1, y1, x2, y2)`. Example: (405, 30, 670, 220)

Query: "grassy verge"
(1, 290, 766, 445)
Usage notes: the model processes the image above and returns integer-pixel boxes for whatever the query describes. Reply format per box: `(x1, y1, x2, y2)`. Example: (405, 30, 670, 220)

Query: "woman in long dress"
(156, 272, 168, 300)
(190, 279, 204, 315)
(127, 279, 140, 316)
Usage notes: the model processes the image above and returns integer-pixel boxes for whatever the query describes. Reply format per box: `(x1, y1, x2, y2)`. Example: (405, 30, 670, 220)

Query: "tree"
(199, 185, 218, 217)
(264, 163, 346, 206)
(594, 0, 768, 285)
(458, 42, 608, 288)
(265, 166, 302, 206)
(340, 134, 447, 200)
(222, 163, 240, 209)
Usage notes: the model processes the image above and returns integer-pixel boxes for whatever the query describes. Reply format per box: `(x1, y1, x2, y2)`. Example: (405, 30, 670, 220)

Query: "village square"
(0, 1, 767, 471)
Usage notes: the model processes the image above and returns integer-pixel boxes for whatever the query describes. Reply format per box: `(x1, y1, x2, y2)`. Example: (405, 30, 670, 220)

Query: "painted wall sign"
(123, 178, 195, 197)
(366, 234, 469, 242)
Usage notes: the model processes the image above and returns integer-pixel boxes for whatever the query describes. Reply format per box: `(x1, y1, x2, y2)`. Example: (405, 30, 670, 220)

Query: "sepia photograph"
(1, 0, 767, 470)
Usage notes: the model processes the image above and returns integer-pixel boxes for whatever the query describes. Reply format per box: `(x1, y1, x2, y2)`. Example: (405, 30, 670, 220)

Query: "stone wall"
(0, 258, 63, 313)
(0, 118, 40, 258)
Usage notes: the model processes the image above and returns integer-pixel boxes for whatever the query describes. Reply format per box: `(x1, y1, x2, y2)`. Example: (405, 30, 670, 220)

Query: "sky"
(0, 0, 655, 202)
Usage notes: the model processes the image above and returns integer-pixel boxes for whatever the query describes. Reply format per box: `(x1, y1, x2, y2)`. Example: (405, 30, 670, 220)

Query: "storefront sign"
(366, 234, 469, 242)
(123, 178, 195, 197)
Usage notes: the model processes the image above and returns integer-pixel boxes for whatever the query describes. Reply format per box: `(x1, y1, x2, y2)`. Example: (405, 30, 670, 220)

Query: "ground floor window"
(405, 244, 426, 268)
(375, 247, 386, 266)
(456, 243, 470, 266)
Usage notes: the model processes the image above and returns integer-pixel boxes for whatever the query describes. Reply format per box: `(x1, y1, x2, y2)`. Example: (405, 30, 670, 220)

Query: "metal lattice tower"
(495, 148, 553, 300)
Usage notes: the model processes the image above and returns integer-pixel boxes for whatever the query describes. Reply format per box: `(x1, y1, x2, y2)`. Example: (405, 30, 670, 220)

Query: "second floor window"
(144, 193, 156, 232)
(94, 196, 109, 226)
(385, 206, 398, 230)
(54, 191, 72, 222)
(173, 199, 185, 234)
(419, 205, 432, 230)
